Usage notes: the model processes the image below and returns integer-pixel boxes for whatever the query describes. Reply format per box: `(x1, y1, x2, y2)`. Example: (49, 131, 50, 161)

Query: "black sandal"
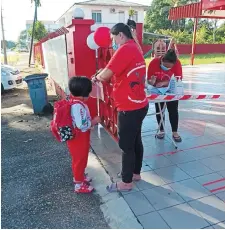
(156, 132, 165, 139)
(173, 135, 182, 143)
(106, 183, 132, 193)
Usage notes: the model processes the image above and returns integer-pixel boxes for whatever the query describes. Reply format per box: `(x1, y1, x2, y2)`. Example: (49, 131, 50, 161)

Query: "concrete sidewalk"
(2, 61, 225, 229)
(91, 64, 225, 229)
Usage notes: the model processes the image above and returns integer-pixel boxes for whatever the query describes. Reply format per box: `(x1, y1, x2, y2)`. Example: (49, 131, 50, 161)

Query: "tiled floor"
(91, 64, 225, 229)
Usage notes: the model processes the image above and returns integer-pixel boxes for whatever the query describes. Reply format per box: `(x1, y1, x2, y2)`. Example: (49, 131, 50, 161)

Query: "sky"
(1, 0, 151, 41)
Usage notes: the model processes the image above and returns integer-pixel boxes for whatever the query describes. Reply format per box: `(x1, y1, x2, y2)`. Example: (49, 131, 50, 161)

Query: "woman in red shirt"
(147, 49, 182, 142)
(93, 23, 149, 192)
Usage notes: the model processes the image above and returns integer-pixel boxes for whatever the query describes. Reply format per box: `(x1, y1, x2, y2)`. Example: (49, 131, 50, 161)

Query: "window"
(133, 11, 138, 22)
(119, 11, 125, 23)
(92, 11, 102, 23)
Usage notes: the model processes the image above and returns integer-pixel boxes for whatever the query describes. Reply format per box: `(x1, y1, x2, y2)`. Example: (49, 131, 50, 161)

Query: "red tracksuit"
(67, 131, 90, 182)
(67, 100, 92, 182)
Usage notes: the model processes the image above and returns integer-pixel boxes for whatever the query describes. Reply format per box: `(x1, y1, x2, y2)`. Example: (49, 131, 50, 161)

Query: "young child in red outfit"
(67, 76, 101, 193)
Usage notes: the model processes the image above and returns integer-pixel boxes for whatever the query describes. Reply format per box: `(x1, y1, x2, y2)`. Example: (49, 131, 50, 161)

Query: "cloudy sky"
(1, 0, 151, 41)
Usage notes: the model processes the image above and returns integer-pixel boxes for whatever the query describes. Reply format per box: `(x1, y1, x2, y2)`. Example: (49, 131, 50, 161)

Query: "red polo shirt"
(147, 57, 183, 84)
(106, 40, 148, 111)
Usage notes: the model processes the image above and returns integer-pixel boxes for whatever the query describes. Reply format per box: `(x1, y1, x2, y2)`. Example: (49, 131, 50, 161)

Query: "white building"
(56, 0, 148, 29)
(26, 20, 60, 33)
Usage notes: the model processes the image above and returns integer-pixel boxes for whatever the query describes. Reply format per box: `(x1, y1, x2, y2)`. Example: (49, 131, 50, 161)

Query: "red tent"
(169, 0, 225, 65)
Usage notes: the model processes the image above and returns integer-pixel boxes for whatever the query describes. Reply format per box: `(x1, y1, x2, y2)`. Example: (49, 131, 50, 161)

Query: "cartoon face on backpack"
(58, 126, 73, 142)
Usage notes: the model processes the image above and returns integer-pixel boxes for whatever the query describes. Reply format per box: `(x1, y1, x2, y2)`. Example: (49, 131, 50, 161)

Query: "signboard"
(202, 0, 225, 10)
(202, 9, 225, 17)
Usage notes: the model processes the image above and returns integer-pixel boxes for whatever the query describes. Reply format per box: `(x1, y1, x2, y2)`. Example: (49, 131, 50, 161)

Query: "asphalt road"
(1, 60, 109, 228)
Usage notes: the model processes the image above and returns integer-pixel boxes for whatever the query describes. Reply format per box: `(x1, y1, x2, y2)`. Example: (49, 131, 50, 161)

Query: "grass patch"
(1, 53, 20, 66)
(145, 53, 225, 66)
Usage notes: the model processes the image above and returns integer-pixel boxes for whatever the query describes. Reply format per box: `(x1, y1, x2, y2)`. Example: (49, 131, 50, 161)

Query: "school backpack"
(50, 98, 85, 142)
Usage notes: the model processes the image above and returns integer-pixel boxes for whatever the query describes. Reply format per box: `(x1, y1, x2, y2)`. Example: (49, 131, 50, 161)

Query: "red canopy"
(169, 0, 225, 20)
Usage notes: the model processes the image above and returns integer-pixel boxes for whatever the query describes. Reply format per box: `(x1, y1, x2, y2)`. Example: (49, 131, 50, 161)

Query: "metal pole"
(95, 49, 100, 116)
(1, 6, 8, 65)
(28, 2, 37, 67)
(191, 18, 198, 66)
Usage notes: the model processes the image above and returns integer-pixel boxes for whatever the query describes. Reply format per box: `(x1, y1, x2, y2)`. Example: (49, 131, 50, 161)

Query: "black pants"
(118, 104, 149, 183)
(155, 100, 179, 132)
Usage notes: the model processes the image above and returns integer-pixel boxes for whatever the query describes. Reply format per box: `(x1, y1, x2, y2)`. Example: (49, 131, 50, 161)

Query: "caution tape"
(147, 94, 222, 101)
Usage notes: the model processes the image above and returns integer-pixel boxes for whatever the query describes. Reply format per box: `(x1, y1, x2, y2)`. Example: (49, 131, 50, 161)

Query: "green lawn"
(1, 53, 20, 65)
(145, 53, 225, 66)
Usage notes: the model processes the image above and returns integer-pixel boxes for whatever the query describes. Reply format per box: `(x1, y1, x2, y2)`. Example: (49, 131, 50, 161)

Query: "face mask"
(160, 64, 171, 71)
(112, 40, 119, 51)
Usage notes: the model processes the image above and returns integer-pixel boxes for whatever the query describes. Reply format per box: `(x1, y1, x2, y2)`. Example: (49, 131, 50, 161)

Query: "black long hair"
(110, 23, 133, 39)
(127, 19, 136, 30)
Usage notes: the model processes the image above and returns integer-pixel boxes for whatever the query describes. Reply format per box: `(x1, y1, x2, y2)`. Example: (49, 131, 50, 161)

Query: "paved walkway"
(91, 64, 225, 229)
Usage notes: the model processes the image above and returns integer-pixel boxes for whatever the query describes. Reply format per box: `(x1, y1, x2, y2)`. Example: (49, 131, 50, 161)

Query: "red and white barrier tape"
(147, 94, 222, 101)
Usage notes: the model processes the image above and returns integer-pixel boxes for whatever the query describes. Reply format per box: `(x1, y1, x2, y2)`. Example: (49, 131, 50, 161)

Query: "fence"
(142, 44, 225, 55)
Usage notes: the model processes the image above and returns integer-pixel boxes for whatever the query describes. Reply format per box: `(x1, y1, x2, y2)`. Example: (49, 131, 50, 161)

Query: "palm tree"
(128, 7, 135, 20)
(28, 0, 41, 67)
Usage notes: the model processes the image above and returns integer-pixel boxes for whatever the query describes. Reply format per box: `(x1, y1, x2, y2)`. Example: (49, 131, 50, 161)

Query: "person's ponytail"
(127, 19, 136, 30)
(126, 20, 143, 54)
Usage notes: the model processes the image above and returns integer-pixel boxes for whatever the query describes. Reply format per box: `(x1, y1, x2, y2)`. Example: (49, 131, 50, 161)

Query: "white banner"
(42, 35, 69, 95)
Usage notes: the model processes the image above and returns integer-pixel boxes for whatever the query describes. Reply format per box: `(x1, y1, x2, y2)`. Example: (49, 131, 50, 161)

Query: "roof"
(56, 0, 148, 22)
(26, 20, 56, 25)
(75, 0, 148, 7)
(169, 1, 225, 20)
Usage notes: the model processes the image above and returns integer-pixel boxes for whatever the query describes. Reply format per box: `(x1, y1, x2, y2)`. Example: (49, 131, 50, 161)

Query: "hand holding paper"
(90, 81, 104, 101)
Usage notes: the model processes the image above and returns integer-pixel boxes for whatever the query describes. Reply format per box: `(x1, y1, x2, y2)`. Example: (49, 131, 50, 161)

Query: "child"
(67, 76, 101, 193)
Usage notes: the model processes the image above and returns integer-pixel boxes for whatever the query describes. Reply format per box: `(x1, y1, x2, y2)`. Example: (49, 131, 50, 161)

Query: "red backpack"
(50, 99, 85, 142)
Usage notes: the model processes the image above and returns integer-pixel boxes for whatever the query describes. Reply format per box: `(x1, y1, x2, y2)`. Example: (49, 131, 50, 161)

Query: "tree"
(156, 29, 192, 43)
(31, 0, 41, 18)
(29, 0, 41, 67)
(196, 25, 212, 44)
(215, 22, 225, 43)
(128, 7, 135, 19)
(145, 0, 172, 32)
(19, 30, 27, 41)
(7, 41, 16, 49)
(144, 0, 225, 44)
(144, 0, 199, 32)
(18, 30, 27, 47)
(28, 21, 47, 41)
(1, 40, 16, 49)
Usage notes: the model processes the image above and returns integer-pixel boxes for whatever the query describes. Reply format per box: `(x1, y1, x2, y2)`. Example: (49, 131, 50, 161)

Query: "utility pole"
(1, 6, 8, 65)
(28, 1, 37, 67)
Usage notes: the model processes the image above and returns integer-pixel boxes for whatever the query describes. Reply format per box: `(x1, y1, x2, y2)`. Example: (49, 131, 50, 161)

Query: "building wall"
(59, 5, 145, 27)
